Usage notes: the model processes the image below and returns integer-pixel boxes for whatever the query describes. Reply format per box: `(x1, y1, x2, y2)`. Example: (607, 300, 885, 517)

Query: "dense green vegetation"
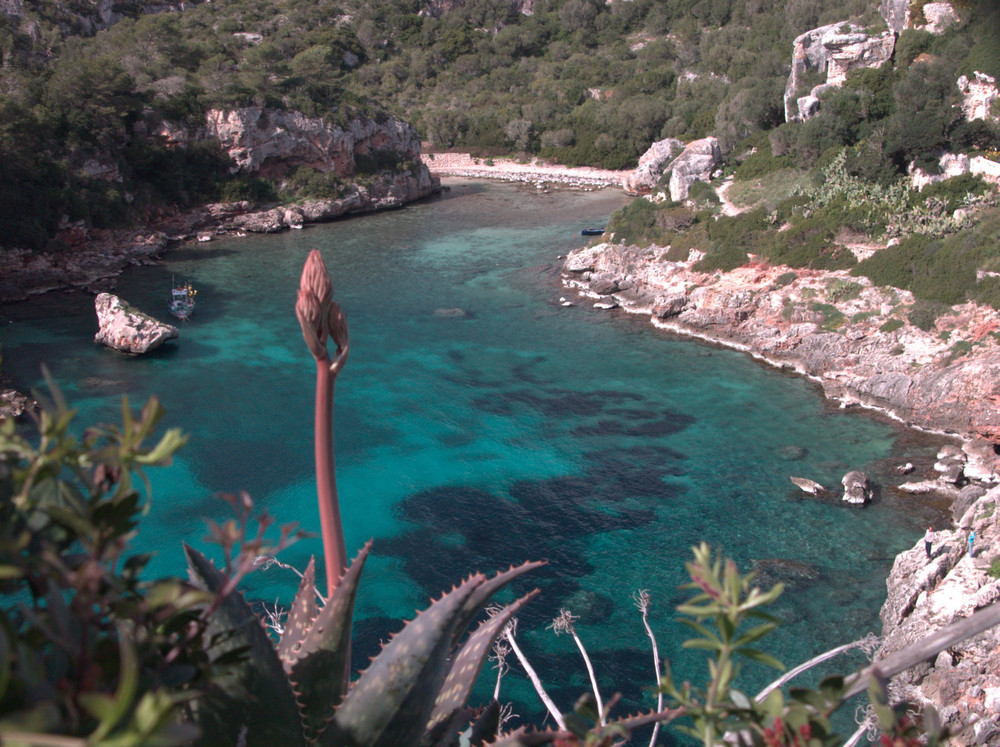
(2, 0, 1000, 329)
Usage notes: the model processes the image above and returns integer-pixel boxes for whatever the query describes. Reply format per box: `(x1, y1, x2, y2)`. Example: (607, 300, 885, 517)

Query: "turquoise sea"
(1, 180, 950, 739)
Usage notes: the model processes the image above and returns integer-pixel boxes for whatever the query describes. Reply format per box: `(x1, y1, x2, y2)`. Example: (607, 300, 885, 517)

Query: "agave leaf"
(183, 544, 303, 746)
(322, 574, 485, 747)
(460, 701, 500, 747)
(425, 590, 538, 745)
(486, 727, 561, 746)
(433, 703, 499, 747)
(288, 542, 371, 741)
(453, 561, 545, 644)
(277, 556, 319, 670)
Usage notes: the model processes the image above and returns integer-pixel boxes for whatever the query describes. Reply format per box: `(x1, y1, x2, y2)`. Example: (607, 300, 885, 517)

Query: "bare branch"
(755, 635, 880, 702)
(634, 589, 664, 747)
(842, 601, 1000, 701)
(498, 611, 566, 731)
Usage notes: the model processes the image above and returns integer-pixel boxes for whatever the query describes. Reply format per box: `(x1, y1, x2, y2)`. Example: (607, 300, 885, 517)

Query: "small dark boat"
(580, 227, 605, 236)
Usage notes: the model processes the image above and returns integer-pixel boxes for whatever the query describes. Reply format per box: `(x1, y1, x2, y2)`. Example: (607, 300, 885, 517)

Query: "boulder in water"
(841, 470, 872, 504)
(790, 476, 824, 494)
(94, 293, 178, 354)
(0, 389, 36, 422)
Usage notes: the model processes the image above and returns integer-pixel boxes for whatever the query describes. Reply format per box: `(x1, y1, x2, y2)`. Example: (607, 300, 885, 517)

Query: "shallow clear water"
(1, 180, 950, 739)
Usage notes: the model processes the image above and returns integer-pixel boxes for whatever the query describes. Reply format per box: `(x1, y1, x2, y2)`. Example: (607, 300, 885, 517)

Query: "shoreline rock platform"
(562, 240, 1000, 741)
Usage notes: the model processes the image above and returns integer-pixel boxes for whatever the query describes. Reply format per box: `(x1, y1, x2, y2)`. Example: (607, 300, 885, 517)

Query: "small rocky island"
(93, 293, 178, 354)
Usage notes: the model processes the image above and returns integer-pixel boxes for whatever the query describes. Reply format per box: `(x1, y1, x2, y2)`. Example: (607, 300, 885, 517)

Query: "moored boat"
(169, 281, 197, 320)
(581, 227, 605, 236)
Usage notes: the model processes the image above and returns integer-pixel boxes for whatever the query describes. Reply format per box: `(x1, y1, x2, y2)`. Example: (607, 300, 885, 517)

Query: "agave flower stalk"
(550, 608, 606, 726)
(295, 249, 350, 599)
(499, 613, 567, 730)
(633, 589, 664, 747)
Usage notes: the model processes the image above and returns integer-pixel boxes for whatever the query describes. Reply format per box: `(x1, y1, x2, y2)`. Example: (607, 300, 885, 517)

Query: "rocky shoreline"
(0, 167, 440, 422)
(561, 240, 1000, 742)
(0, 168, 440, 305)
(562, 243, 1000, 446)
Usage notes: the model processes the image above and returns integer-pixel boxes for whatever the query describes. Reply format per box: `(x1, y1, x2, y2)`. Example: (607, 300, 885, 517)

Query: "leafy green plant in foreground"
(0, 380, 203, 746)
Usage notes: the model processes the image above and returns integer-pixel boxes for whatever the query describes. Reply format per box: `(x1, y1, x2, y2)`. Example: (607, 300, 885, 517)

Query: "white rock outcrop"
(784, 23, 895, 122)
(919, 2, 959, 33)
(879, 0, 909, 33)
(910, 152, 1000, 190)
(624, 137, 720, 202)
(622, 138, 683, 194)
(203, 108, 423, 178)
(94, 293, 178, 354)
(841, 470, 872, 504)
(957, 72, 998, 122)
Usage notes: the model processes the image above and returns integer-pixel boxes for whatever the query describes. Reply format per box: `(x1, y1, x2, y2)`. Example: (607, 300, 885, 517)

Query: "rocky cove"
(563, 240, 1000, 742)
(3, 161, 999, 739)
(0, 107, 441, 304)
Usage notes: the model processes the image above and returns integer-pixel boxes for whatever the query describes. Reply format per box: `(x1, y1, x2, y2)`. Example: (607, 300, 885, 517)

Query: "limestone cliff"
(201, 108, 425, 180)
(562, 235, 1000, 739)
(784, 23, 895, 123)
(0, 106, 440, 301)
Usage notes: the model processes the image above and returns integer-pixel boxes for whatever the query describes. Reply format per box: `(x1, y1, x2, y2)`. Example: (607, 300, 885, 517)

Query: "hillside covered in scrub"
(2, 0, 998, 256)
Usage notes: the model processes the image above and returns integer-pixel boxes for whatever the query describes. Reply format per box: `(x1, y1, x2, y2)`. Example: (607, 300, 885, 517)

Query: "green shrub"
(221, 175, 279, 203)
(948, 340, 974, 360)
(907, 299, 950, 332)
(826, 279, 863, 302)
(894, 29, 935, 67)
(694, 208, 771, 271)
(912, 173, 992, 212)
(761, 212, 856, 270)
(733, 145, 795, 182)
(880, 318, 905, 333)
(989, 556, 1000, 579)
(971, 275, 1000, 310)
(687, 179, 720, 206)
(852, 234, 976, 305)
(284, 166, 348, 199)
(655, 204, 698, 232)
(810, 302, 846, 331)
(606, 197, 662, 246)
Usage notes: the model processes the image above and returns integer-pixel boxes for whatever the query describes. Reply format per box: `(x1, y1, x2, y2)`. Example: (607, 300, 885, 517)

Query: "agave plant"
(185, 541, 542, 746)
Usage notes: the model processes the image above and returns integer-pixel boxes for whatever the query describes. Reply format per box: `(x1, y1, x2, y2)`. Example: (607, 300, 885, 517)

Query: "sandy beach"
(421, 152, 629, 189)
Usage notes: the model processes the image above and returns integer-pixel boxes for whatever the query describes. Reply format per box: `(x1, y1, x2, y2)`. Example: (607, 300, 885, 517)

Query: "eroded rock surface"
(784, 23, 895, 123)
(879, 488, 1000, 745)
(562, 243, 1000, 447)
(203, 108, 425, 179)
(622, 138, 684, 194)
(94, 293, 178, 354)
(958, 72, 999, 123)
(624, 137, 721, 202)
